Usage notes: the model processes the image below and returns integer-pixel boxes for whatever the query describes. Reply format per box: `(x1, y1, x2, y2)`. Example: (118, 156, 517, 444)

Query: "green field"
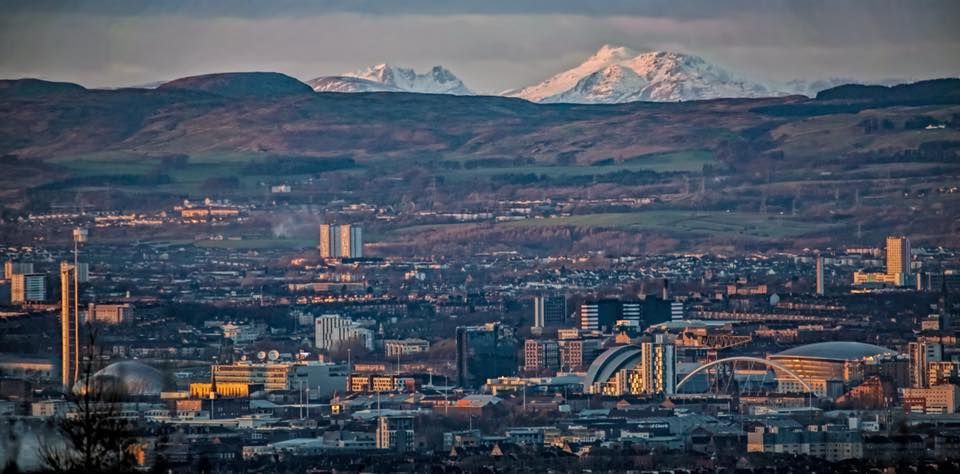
(503, 209, 832, 239)
(49, 152, 315, 197)
(439, 150, 714, 181)
(46, 149, 714, 200)
(193, 238, 315, 250)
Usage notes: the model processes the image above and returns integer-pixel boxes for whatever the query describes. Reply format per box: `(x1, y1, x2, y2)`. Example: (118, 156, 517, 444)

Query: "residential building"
(319, 224, 363, 258)
(747, 424, 863, 461)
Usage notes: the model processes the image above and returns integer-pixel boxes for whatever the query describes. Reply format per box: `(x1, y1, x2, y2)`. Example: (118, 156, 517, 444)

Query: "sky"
(1, 0, 958, 93)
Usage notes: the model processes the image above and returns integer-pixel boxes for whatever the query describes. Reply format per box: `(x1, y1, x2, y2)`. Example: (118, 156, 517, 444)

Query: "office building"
(376, 416, 415, 451)
(579, 300, 639, 332)
(211, 361, 347, 395)
(816, 254, 825, 296)
(314, 314, 374, 351)
(85, 303, 135, 325)
(579, 299, 667, 333)
(3, 261, 34, 279)
(885, 235, 910, 279)
(670, 301, 684, 321)
(523, 339, 560, 372)
(455, 323, 518, 388)
(60, 262, 80, 391)
(533, 295, 566, 329)
(11, 273, 46, 303)
(319, 224, 363, 258)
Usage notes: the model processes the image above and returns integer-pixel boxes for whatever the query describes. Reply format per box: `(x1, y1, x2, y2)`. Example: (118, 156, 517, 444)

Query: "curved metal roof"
(770, 342, 896, 361)
(583, 345, 641, 387)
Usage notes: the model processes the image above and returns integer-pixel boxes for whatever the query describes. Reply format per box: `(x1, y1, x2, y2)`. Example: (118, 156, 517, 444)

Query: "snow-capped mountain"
(309, 64, 473, 95)
(506, 45, 775, 104)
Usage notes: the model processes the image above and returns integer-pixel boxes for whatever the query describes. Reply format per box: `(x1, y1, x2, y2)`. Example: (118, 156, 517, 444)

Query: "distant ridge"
(816, 78, 960, 103)
(158, 72, 313, 98)
(0, 78, 85, 97)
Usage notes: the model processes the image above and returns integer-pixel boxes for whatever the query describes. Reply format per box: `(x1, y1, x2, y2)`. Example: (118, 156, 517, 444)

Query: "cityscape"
(1, 1, 960, 473)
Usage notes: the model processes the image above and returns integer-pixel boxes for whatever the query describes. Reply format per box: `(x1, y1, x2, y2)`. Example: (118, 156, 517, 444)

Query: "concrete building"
(314, 314, 374, 352)
(11, 273, 46, 303)
(376, 416, 415, 451)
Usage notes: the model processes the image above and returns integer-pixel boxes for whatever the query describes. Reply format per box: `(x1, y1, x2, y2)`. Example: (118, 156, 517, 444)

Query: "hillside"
(0, 77, 958, 253)
(157, 72, 315, 98)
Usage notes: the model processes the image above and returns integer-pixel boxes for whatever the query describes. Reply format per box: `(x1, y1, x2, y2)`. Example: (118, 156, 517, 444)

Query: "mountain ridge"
(309, 64, 473, 95)
(507, 45, 775, 103)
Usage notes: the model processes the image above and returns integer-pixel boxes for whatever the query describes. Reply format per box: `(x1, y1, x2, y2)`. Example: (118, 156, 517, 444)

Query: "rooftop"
(771, 341, 896, 361)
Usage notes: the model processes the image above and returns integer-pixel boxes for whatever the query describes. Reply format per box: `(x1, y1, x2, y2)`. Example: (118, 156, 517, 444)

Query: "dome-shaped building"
(74, 360, 165, 397)
(768, 341, 898, 398)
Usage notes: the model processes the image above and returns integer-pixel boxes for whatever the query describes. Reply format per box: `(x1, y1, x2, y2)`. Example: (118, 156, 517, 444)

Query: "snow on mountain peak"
(309, 64, 473, 95)
(509, 45, 775, 103)
(589, 44, 639, 62)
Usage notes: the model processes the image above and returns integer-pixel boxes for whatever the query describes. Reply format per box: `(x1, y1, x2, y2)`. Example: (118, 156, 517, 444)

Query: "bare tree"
(40, 329, 140, 473)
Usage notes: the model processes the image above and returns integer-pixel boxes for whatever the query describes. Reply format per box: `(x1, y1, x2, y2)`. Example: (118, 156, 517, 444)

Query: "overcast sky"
(1, 0, 958, 93)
